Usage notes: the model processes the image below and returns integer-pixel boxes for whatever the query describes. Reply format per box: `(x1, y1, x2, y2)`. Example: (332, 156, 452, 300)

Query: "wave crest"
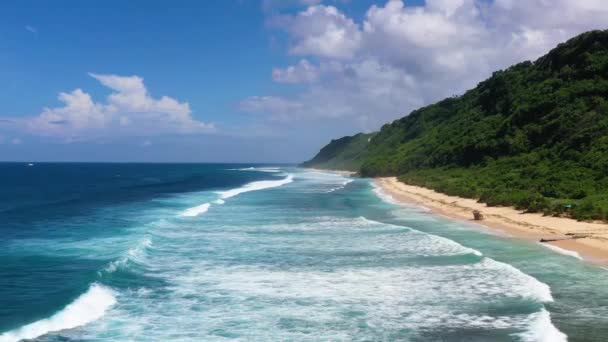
(104, 237, 152, 273)
(216, 175, 293, 199)
(0, 283, 116, 342)
(326, 179, 353, 193)
(539, 242, 583, 260)
(228, 167, 281, 173)
(181, 203, 210, 217)
(514, 309, 567, 342)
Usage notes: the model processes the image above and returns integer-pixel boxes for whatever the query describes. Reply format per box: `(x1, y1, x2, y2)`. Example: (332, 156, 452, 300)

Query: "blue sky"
(1, 1, 273, 126)
(0, 0, 606, 162)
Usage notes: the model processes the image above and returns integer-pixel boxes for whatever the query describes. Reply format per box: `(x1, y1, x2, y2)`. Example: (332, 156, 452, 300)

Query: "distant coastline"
(305, 167, 356, 176)
(375, 177, 608, 266)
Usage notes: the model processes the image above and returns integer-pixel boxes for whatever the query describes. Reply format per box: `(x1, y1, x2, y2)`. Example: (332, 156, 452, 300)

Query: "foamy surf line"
(360, 219, 566, 340)
(227, 167, 282, 173)
(181, 203, 210, 217)
(0, 284, 116, 342)
(515, 309, 568, 342)
(326, 179, 353, 193)
(539, 242, 583, 260)
(369, 184, 567, 340)
(216, 174, 293, 199)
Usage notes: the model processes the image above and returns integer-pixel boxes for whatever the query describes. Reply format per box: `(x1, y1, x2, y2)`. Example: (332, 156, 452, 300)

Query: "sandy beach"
(376, 177, 608, 266)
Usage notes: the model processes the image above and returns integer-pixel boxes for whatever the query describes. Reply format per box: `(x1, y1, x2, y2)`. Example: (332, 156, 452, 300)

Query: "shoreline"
(375, 177, 608, 266)
(305, 167, 356, 176)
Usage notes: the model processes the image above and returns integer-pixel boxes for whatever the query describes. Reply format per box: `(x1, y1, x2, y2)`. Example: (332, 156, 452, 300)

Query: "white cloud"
(284, 5, 362, 59)
(242, 59, 422, 130)
(30, 88, 107, 135)
(272, 59, 319, 83)
(245, 0, 608, 132)
(25, 25, 37, 33)
(11, 73, 214, 140)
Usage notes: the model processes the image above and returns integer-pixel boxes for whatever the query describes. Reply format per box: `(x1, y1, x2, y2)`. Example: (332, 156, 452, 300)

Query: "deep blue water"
(0, 163, 607, 341)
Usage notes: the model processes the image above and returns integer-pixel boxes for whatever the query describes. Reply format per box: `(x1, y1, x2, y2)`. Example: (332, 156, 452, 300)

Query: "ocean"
(0, 163, 607, 341)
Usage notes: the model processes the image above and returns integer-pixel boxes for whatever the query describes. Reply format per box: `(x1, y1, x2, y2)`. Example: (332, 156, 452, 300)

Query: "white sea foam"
(228, 167, 282, 173)
(294, 170, 354, 193)
(326, 179, 353, 193)
(360, 217, 483, 257)
(84, 212, 563, 340)
(0, 284, 116, 342)
(372, 182, 400, 205)
(515, 309, 568, 342)
(538, 242, 583, 260)
(358, 218, 552, 303)
(256, 167, 282, 173)
(216, 175, 293, 199)
(164, 261, 559, 338)
(214, 199, 225, 204)
(371, 182, 433, 213)
(104, 237, 152, 273)
(480, 258, 554, 302)
(181, 203, 210, 217)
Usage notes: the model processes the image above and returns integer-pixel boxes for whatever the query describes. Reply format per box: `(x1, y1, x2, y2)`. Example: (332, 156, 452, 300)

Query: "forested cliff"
(303, 30, 608, 220)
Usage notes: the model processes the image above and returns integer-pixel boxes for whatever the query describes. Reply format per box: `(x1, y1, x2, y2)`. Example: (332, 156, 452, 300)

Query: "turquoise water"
(0, 164, 607, 341)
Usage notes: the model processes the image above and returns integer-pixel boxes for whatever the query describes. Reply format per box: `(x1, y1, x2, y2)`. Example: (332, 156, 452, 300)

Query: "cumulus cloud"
(245, 0, 608, 132)
(272, 59, 319, 83)
(5, 73, 213, 140)
(283, 5, 362, 59)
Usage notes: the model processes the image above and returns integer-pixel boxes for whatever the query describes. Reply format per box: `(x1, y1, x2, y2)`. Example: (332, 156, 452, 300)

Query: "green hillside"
(301, 133, 375, 171)
(302, 30, 608, 221)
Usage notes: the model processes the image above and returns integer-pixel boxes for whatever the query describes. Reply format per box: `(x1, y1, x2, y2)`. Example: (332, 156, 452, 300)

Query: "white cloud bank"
(243, 0, 608, 131)
(2, 73, 213, 141)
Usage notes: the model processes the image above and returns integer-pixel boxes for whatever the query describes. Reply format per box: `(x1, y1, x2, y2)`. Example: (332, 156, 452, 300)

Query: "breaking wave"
(0, 284, 116, 342)
(216, 175, 293, 199)
(181, 203, 210, 217)
(539, 242, 583, 260)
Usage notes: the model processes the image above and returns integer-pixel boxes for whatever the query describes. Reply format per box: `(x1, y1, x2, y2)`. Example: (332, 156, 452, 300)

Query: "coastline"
(375, 177, 608, 266)
(306, 167, 356, 176)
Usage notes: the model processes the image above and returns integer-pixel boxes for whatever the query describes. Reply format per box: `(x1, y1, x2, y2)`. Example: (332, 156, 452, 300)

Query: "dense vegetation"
(301, 133, 375, 171)
(302, 30, 608, 221)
